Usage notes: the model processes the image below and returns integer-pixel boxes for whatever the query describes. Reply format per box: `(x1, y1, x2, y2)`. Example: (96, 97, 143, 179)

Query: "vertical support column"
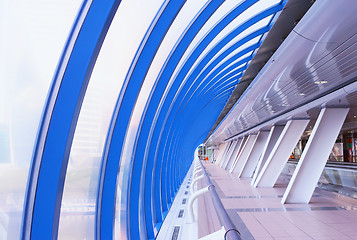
(282, 108, 349, 203)
(216, 142, 229, 165)
(219, 141, 233, 168)
(254, 119, 309, 188)
(221, 140, 238, 169)
(212, 148, 218, 162)
(231, 135, 257, 174)
(225, 138, 243, 170)
(251, 125, 285, 186)
(240, 131, 270, 178)
(228, 136, 247, 172)
(219, 141, 233, 167)
(227, 136, 247, 173)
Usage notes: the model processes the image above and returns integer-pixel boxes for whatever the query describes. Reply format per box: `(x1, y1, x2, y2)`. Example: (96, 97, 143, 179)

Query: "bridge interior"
(2, 0, 357, 239)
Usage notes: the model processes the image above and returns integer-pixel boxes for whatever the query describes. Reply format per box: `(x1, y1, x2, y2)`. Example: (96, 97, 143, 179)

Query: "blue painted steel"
(168, 90, 230, 178)
(21, 0, 121, 239)
(156, 15, 279, 211)
(179, 41, 263, 114)
(199, 66, 246, 97)
(162, 94, 230, 202)
(161, 89, 232, 203)
(150, 0, 259, 221)
(18, 0, 288, 239)
(96, 1, 187, 240)
(174, 20, 276, 121)
(160, 88, 231, 199)
(127, 1, 225, 238)
(156, 3, 283, 209)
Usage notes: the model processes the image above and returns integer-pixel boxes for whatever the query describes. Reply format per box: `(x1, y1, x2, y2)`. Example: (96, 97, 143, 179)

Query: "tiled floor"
(199, 161, 357, 240)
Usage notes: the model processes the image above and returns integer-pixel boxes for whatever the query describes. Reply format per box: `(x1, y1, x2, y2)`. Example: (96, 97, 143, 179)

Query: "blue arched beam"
(162, 93, 230, 203)
(199, 66, 245, 97)
(127, 2, 226, 238)
(130, 1, 223, 239)
(175, 17, 277, 120)
(133, 0, 256, 233)
(21, 0, 121, 239)
(149, 0, 259, 221)
(179, 39, 264, 114)
(159, 93, 229, 206)
(155, 4, 283, 210)
(161, 87, 232, 202)
(165, 92, 230, 202)
(161, 89, 232, 203)
(163, 84, 246, 200)
(96, 1, 186, 240)
(156, 16, 274, 211)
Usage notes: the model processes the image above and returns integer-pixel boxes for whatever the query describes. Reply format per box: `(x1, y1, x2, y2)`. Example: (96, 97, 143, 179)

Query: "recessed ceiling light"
(314, 80, 328, 84)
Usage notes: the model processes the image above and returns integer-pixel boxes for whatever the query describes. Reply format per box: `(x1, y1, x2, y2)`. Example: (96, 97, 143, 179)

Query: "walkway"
(199, 161, 357, 240)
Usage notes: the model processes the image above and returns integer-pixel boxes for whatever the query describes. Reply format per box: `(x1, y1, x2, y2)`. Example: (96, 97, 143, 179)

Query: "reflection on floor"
(199, 161, 357, 240)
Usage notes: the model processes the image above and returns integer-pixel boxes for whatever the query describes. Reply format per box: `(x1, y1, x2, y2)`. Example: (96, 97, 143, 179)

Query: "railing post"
(187, 186, 210, 223)
(190, 174, 205, 194)
(195, 159, 242, 240)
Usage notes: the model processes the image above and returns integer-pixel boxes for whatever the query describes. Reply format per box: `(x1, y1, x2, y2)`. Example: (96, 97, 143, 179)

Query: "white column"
(215, 142, 228, 165)
(254, 119, 310, 188)
(225, 138, 243, 170)
(231, 135, 257, 174)
(239, 131, 270, 178)
(218, 142, 232, 167)
(220, 141, 235, 168)
(216, 143, 226, 164)
(282, 108, 349, 203)
(251, 125, 285, 186)
(221, 140, 239, 169)
(228, 136, 247, 172)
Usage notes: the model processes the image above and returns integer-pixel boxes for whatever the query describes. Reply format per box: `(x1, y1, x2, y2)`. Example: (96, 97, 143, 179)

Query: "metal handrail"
(194, 159, 242, 240)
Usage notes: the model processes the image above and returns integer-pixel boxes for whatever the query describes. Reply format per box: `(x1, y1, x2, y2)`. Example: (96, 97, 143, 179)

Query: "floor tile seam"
(199, 180, 219, 234)
(303, 209, 356, 239)
(225, 209, 256, 240)
(247, 211, 277, 239)
(234, 205, 357, 212)
(277, 210, 318, 240)
(204, 164, 256, 239)
(197, 181, 212, 238)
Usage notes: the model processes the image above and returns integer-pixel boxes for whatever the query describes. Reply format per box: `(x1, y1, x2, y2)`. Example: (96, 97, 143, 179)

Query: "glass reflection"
(57, 2, 126, 239)
(0, 0, 81, 239)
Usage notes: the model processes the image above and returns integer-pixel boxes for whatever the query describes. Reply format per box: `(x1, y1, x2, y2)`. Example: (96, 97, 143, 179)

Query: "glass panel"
(56, 2, 132, 239)
(0, 1, 81, 239)
(205, 16, 273, 69)
(114, 0, 208, 237)
(168, 0, 280, 102)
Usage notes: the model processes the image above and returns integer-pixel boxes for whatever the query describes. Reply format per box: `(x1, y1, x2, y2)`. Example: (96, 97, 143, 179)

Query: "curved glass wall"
(0, 1, 81, 239)
(114, 1, 212, 237)
(57, 2, 125, 238)
(112, 0, 166, 238)
(0, 0, 287, 239)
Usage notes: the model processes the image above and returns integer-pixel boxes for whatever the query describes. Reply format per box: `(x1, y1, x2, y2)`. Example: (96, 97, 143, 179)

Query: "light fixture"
(314, 80, 328, 84)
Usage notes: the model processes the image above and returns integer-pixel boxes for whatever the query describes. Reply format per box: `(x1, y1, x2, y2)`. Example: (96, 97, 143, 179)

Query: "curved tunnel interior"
(6, 0, 357, 239)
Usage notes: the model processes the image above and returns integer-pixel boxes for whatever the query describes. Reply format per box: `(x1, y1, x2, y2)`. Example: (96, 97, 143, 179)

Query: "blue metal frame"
(19, 0, 288, 239)
(149, 0, 260, 225)
(21, 0, 121, 239)
(126, 2, 225, 238)
(96, 1, 186, 240)
(130, 1, 223, 236)
(160, 89, 233, 204)
(153, 4, 283, 216)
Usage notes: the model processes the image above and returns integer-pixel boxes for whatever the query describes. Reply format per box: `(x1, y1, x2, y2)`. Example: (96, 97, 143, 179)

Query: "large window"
(0, 1, 82, 239)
